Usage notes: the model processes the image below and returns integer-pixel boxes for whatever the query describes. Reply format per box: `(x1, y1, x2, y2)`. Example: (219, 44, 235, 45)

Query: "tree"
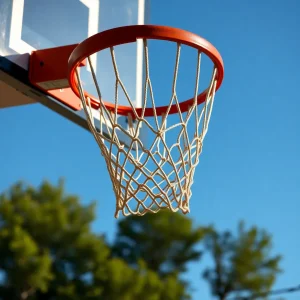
(0, 180, 109, 300)
(0, 180, 190, 300)
(97, 259, 190, 300)
(202, 221, 282, 300)
(113, 210, 207, 277)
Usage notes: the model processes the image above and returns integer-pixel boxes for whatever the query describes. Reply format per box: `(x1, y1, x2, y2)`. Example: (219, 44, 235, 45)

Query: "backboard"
(0, 0, 150, 144)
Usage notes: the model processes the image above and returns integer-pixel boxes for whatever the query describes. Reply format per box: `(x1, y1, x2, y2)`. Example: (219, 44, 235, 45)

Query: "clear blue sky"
(1, 0, 300, 299)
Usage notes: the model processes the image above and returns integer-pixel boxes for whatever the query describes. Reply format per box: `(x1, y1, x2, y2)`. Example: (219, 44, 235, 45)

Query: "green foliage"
(0, 180, 108, 300)
(98, 259, 189, 300)
(113, 210, 207, 277)
(0, 180, 283, 300)
(203, 221, 282, 300)
(0, 180, 190, 300)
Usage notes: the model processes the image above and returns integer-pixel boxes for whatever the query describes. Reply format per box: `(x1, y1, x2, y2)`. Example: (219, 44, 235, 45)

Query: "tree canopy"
(113, 210, 207, 277)
(0, 180, 283, 299)
(202, 222, 282, 300)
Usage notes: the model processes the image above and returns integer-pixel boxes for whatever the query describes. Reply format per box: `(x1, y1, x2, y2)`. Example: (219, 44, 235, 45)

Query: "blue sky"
(1, 0, 300, 299)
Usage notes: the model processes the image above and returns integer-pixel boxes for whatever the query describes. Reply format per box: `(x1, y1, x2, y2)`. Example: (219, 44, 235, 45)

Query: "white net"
(76, 40, 218, 218)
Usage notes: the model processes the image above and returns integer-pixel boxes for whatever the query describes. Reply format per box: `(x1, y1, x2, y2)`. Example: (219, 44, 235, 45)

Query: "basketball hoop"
(68, 25, 224, 218)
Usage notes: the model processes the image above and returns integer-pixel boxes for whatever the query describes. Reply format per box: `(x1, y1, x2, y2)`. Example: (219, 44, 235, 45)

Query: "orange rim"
(68, 25, 224, 117)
